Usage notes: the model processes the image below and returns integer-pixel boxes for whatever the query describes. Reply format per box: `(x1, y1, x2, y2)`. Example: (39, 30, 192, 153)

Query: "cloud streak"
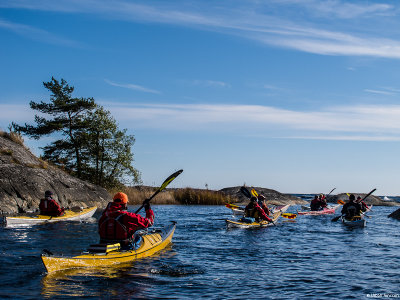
(102, 102, 400, 141)
(104, 79, 161, 94)
(3, 101, 400, 142)
(2, 0, 400, 58)
(0, 18, 81, 47)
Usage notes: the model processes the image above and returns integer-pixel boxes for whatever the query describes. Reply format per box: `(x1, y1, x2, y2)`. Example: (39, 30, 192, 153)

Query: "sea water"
(0, 205, 399, 299)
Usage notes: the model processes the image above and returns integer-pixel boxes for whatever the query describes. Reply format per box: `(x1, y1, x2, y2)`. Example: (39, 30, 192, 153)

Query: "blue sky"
(1, 0, 400, 195)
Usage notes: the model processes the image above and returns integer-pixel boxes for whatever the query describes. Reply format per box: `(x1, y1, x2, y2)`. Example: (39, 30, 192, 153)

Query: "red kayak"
(297, 204, 340, 215)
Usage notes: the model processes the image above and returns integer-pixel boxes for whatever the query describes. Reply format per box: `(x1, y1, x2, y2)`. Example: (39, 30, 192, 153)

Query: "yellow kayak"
(41, 221, 176, 273)
(226, 204, 290, 228)
(3, 206, 97, 227)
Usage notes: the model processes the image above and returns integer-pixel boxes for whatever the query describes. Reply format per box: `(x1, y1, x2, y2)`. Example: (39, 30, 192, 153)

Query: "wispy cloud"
(2, 0, 400, 58)
(0, 18, 81, 47)
(101, 102, 400, 142)
(104, 79, 161, 94)
(364, 87, 400, 96)
(3, 100, 400, 142)
(191, 80, 231, 88)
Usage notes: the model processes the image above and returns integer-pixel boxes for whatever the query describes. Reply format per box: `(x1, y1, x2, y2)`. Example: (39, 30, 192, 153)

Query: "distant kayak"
(225, 205, 290, 228)
(41, 221, 176, 273)
(2, 206, 97, 227)
(341, 216, 366, 228)
(298, 204, 340, 215)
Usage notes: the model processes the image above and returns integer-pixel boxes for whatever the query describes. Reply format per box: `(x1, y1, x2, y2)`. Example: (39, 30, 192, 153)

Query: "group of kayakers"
(40, 187, 371, 249)
(308, 192, 370, 220)
(39, 190, 154, 250)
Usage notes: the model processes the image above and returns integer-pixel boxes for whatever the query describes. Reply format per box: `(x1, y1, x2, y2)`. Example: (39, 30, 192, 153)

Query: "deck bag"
(239, 217, 255, 223)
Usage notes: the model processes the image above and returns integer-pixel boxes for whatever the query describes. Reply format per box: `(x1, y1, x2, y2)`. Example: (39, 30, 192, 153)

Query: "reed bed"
(173, 188, 234, 205)
(110, 186, 178, 205)
(109, 187, 234, 205)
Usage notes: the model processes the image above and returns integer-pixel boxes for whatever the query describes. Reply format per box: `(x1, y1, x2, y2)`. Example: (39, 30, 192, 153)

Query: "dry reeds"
(0, 130, 24, 146)
(107, 186, 233, 205)
(110, 186, 178, 205)
(173, 188, 233, 205)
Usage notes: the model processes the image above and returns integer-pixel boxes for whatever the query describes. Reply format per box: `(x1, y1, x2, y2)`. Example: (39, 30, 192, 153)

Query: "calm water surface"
(0, 205, 399, 299)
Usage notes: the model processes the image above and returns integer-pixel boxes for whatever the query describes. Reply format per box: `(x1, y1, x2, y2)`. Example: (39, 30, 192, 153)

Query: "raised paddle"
(240, 186, 252, 199)
(326, 188, 336, 196)
(135, 169, 183, 214)
(331, 188, 376, 222)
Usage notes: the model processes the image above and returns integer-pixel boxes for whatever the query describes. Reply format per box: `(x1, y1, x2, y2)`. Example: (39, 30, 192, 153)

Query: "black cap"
(45, 190, 53, 197)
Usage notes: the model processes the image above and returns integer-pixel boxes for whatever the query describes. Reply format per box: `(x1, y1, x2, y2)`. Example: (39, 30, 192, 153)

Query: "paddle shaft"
(135, 169, 183, 214)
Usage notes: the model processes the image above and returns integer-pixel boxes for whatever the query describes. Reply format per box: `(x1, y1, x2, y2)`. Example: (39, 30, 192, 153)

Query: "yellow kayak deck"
(41, 221, 176, 273)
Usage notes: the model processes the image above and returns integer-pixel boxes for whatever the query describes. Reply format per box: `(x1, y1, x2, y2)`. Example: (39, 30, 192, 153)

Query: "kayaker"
(257, 194, 271, 216)
(39, 190, 65, 217)
(356, 196, 369, 212)
(244, 196, 273, 223)
(98, 192, 154, 249)
(310, 194, 327, 211)
(341, 194, 362, 220)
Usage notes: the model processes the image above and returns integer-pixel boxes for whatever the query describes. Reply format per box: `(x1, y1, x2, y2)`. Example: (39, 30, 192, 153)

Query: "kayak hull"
(341, 217, 366, 228)
(3, 206, 97, 226)
(41, 221, 176, 273)
(225, 204, 290, 228)
(298, 205, 340, 215)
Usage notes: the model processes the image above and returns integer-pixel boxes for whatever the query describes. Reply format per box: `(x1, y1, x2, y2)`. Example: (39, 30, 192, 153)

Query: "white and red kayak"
(297, 204, 340, 215)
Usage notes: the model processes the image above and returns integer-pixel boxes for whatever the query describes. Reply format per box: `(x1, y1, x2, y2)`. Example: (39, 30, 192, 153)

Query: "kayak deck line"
(3, 206, 97, 226)
(297, 204, 341, 215)
(41, 221, 176, 273)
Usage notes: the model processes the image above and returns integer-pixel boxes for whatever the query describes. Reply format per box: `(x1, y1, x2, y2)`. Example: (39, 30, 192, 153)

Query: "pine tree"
(13, 77, 140, 188)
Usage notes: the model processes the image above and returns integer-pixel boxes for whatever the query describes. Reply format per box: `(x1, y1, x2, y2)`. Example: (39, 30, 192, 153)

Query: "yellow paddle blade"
(337, 200, 345, 205)
(281, 213, 297, 219)
(251, 189, 258, 197)
(225, 203, 239, 209)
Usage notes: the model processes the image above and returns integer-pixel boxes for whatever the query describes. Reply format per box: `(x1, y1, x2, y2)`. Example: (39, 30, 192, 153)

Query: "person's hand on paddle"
(143, 199, 151, 211)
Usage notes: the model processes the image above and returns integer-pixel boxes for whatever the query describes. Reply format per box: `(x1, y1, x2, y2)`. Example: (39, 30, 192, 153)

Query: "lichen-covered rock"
(0, 135, 111, 214)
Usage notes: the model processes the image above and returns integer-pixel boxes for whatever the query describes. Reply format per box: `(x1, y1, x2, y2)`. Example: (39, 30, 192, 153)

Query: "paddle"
(327, 188, 336, 195)
(281, 213, 297, 219)
(135, 169, 183, 214)
(331, 188, 376, 222)
(240, 186, 252, 199)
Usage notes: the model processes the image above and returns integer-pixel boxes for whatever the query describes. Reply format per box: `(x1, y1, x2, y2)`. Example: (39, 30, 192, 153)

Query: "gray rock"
(219, 186, 307, 206)
(388, 208, 400, 220)
(0, 134, 111, 214)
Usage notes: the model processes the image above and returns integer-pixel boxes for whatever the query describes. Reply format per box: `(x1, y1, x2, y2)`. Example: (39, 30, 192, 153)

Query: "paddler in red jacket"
(39, 190, 65, 217)
(98, 192, 154, 249)
(257, 194, 271, 216)
(357, 196, 369, 212)
(244, 196, 273, 223)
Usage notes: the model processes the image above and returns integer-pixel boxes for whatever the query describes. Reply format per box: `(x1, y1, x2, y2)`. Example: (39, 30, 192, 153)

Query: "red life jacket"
(98, 202, 154, 243)
(98, 212, 128, 242)
(39, 198, 64, 217)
